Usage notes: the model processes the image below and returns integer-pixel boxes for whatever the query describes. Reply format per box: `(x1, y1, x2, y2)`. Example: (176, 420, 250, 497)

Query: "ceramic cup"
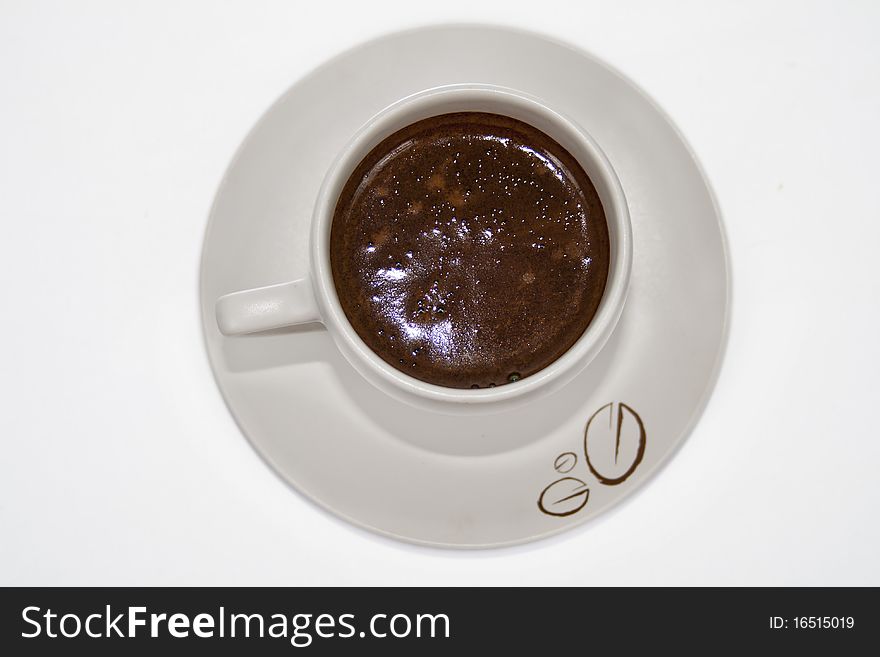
(215, 84, 632, 413)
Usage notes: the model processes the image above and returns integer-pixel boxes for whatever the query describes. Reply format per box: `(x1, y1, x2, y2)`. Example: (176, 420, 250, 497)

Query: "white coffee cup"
(215, 84, 632, 413)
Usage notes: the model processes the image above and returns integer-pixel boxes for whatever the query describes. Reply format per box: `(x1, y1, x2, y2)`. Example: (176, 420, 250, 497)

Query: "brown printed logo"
(538, 402, 646, 518)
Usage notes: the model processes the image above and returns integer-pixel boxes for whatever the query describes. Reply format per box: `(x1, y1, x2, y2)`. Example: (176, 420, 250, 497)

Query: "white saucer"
(199, 25, 730, 548)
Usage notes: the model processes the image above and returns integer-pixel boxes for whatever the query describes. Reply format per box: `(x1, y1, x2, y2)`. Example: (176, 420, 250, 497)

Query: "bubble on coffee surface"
(330, 113, 609, 389)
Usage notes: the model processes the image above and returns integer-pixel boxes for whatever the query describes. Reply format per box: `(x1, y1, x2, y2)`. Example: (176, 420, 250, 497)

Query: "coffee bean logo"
(583, 402, 646, 486)
(554, 452, 577, 473)
(536, 402, 646, 518)
(537, 477, 590, 517)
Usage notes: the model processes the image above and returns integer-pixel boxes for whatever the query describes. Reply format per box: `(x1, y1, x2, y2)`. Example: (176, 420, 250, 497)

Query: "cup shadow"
(220, 323, 327, 373)
(335, 311, 629, 456)
(219, 302, 631, 457)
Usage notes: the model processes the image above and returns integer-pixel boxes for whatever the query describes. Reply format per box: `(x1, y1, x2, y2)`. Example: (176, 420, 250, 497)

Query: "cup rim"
(311, 83, 632, 407)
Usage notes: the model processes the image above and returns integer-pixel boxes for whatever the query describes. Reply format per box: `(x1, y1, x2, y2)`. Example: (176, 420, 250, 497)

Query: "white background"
(1, 0, 878, 585)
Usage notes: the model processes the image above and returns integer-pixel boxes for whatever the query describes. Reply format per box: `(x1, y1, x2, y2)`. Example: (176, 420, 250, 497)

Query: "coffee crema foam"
(330, 112, 609, 389)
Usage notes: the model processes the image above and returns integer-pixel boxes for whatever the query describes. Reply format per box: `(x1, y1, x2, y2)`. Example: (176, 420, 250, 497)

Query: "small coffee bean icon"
(537, 477, 590, 517)
(584, 402, 646, 486)
(554, 452, 577, 473)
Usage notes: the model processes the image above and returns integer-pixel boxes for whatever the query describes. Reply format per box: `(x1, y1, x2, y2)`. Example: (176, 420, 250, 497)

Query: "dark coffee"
(330, 112, 609, 389)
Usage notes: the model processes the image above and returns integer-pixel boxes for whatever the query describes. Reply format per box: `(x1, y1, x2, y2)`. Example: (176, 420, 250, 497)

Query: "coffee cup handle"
(215, 277, 322, 336)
